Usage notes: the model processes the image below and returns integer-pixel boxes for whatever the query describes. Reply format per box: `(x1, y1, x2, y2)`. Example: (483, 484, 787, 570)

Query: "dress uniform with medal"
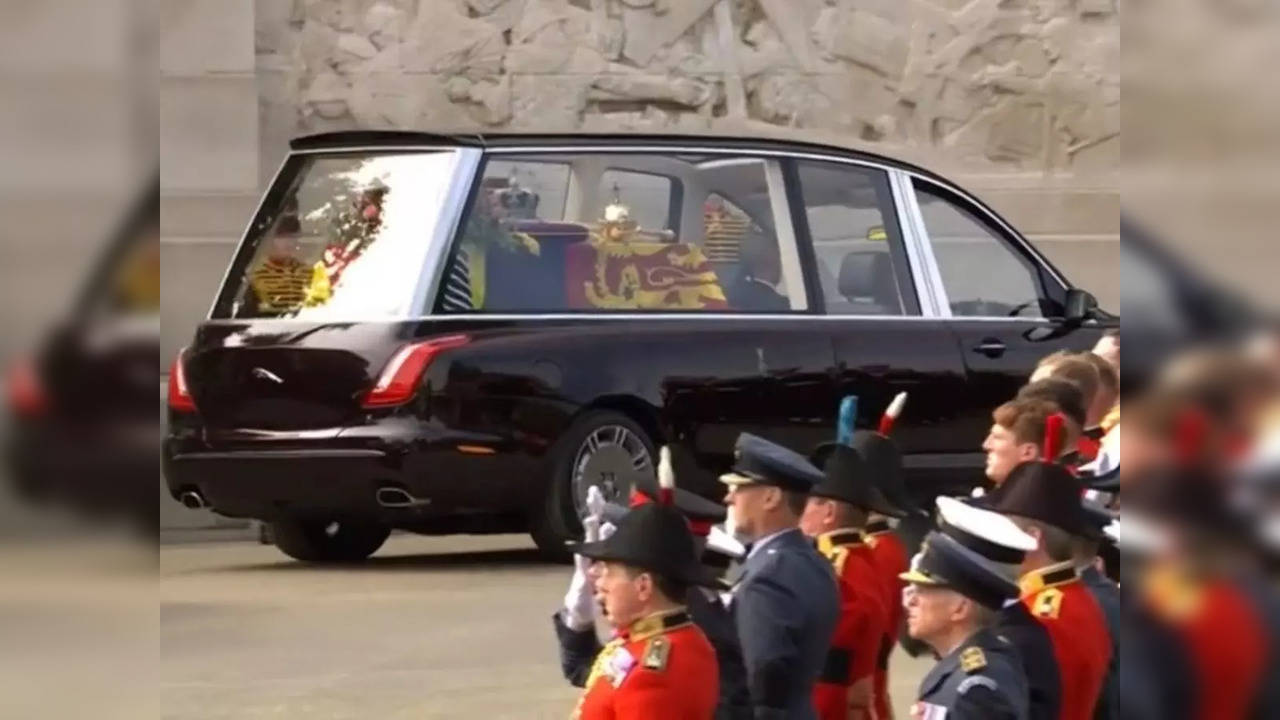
(564, 457, 721, 720)
(555, 448, 751, 719)
(899, 506, 1035, 720)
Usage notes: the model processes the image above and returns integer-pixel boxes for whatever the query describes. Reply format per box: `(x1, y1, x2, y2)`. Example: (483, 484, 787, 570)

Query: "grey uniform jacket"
(729, 528, 840, 720)
(915, 627, 1029, 720)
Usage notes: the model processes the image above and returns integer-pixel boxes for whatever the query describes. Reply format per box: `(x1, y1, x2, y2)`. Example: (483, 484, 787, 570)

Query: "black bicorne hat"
(566, 503, 726, 590)
(808, 442, 904, 518)
(853, 430, 922, 517)
(981, 460, 1091, 538)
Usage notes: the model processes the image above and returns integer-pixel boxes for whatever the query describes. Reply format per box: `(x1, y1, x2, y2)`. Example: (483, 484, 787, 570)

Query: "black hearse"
(163, 132, 1114, 562)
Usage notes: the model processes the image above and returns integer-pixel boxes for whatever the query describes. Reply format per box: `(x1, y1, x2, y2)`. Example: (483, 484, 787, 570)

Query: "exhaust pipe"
(180, 491, 207, 510)
(376, 486, 430, 508)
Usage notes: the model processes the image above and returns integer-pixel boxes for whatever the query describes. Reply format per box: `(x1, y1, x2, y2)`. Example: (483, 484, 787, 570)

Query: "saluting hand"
(563, 486, 606, 631)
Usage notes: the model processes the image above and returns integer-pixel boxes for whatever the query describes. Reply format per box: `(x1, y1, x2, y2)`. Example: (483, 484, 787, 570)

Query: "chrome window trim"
(889, 168, 948, 318)
(412, 147, 483, 315)
(763, 158, 809, 311)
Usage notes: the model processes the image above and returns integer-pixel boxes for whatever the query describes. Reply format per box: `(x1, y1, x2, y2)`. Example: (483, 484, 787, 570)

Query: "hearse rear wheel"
(269, 517, 390, 563)
(531, 410, 655, 561)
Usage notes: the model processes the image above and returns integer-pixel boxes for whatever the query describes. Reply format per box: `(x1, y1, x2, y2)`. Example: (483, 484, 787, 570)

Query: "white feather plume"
(885, 391, 908, 419)
(658, 446, 675, 492)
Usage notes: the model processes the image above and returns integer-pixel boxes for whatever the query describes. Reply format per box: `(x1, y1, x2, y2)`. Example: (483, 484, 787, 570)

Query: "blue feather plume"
(836, 395, 857, 447)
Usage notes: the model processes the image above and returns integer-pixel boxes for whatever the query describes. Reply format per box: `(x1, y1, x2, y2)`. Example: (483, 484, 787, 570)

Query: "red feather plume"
(1042, 412, 1066, 461)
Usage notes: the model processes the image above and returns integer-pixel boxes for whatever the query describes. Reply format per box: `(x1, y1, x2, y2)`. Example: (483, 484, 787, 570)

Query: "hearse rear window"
(220, 151, 459, 320)
(436, 152, 807, 314)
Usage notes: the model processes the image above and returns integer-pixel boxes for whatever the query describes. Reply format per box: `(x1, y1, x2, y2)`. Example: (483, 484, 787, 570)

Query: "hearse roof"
(288, 130, 940, 180)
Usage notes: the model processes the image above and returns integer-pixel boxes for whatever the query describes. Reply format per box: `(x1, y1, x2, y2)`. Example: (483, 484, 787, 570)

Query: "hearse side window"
(793, 160, 915, 316)
(435, 152, 807, 314)
(912, 180, 1047, 319)
(482, 160, 570, 221)
(599, 169, 677, 233)
(218, 151, 459, 320)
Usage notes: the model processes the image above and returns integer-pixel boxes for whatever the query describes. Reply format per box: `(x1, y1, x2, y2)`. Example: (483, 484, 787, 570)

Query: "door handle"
(972, 339, 1007, 358)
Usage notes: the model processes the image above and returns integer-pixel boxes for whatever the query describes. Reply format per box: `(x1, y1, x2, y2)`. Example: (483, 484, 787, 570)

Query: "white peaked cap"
(936, 496, 1037, 552)
(706, 524, 746, 560)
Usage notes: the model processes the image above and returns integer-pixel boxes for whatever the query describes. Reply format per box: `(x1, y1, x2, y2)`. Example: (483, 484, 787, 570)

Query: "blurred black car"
(162, 132, 1115, 562)
(5, 181, 159, 531)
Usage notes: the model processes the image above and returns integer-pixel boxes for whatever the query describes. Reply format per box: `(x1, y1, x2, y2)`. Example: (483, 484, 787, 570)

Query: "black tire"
(269, 517, 390, 563)
(530, 409, 656, 560)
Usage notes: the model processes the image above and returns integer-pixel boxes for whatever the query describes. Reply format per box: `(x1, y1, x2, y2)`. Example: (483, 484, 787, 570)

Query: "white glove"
(599, 521, 616, 541)
(584, 484, 607, 520)
(563, 486, 606, 631)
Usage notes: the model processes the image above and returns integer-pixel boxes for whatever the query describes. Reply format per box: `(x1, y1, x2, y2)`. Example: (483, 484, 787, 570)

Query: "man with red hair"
(982, 398, 1080, 486)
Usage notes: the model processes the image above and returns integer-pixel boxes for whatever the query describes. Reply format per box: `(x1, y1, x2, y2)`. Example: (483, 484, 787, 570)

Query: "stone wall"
(258, 0, 1118, 170)
(253, 0, 1120, 305)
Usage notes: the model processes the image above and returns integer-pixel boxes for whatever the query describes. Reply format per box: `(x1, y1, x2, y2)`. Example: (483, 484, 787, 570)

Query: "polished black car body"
(163, 132, 1115, 561)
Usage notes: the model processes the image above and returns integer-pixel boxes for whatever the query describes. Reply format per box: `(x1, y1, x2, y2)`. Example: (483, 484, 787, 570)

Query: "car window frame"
(784, 158, 922, 317)
(208, 148, 472, 321)
(598, 166, 683, 234)
(431, 149, 813, 316)
(481, 157, 574, 220)
(904, 176, 1069, 321)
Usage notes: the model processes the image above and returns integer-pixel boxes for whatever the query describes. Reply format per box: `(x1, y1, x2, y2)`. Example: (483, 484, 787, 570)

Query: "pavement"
(160, 533, 933, 719)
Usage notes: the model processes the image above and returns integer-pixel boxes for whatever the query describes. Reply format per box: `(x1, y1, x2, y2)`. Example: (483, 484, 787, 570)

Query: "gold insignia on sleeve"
(1033, 588, 1065, 619)
(960, 646, 987, 673)
(642, 636, 671, 672)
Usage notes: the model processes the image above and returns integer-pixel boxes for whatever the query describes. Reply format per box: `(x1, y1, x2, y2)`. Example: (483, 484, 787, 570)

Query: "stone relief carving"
(258, 0, 1118, 172)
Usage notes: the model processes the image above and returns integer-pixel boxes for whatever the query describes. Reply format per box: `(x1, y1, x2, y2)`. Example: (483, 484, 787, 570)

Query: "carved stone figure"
(259, 0, 1118, 173)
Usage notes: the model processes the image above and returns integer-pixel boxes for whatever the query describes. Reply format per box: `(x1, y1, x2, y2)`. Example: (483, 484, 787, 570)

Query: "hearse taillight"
(361, 335, 470, 408)
(167, 348, 197, 413)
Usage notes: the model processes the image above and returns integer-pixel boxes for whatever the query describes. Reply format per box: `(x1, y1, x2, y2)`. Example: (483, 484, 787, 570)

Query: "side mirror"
(1063, 288, 1097, 325)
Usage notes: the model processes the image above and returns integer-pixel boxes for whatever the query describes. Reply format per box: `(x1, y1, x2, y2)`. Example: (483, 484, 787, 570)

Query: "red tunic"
(1142, 564, 1269, 720)
(865, 521, 908, 720)
(1076, 434, 1101, 463)
(813, 530, 889, 720)
(1020, 563, 1111, 720)
(573, 608, 718, 720)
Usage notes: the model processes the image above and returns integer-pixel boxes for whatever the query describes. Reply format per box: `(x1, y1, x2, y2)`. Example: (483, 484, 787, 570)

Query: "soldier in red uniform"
(982, 449, 1111, 720)
(863, 515, 907, 719)
(566, 498, 721, 719)
(852, 394, 918, 720)
(804, 397, 904, 720)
